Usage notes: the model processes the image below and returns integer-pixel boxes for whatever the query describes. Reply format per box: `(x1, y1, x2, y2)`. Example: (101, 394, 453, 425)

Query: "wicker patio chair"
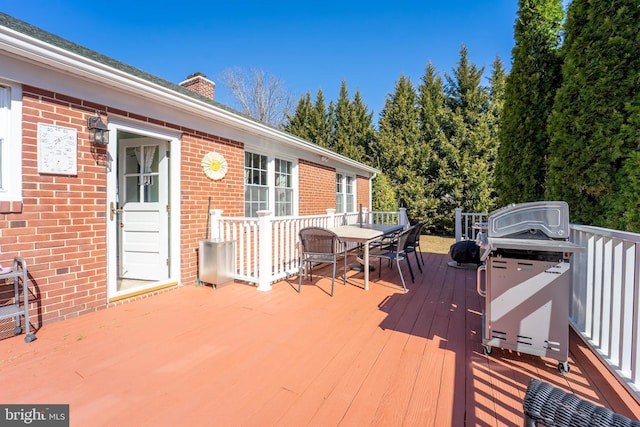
(523, 378, 640, 427)
(298, 227, 347, 296)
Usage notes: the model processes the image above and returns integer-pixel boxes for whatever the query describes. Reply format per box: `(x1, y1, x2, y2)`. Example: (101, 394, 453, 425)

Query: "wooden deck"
(1, 252, 639, 426)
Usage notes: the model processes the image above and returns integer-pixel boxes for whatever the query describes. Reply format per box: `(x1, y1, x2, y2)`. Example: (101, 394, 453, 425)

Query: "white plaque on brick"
(37, 123, 78, 175)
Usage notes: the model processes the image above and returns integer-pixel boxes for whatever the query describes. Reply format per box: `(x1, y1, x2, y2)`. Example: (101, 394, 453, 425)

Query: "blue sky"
(2, 1, 521, 117)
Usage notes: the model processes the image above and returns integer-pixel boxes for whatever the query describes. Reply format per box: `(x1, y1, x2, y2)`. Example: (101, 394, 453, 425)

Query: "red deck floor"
(1, 252, 639, 426)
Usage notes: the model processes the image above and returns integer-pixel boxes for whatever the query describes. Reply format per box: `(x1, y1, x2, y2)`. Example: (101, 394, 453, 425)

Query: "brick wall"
(298, 159, 336, 215)
(0, 86, 109, 325)
(356, 175, 371, 210)
(0, 84, 370, 328)
(0, 86, 248, 327)
(178, 132, 244, 285)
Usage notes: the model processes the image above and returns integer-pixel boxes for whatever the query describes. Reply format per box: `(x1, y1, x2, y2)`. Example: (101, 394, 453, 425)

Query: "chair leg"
(395, 258, 407, 292)
(418, 248, 425, 265)
(330, 259, 336, 296)
(406, 257, 415, 283)
(413, 250, 423, 273)
(298, 261, 304, 293)
(342, 252, 347, 285)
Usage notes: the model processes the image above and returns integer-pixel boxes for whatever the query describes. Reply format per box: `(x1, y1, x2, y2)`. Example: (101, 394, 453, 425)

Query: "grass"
(422, 234, 455, 254)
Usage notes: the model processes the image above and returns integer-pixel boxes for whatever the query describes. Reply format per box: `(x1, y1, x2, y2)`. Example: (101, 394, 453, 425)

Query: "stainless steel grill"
(476, 201, 582, 373)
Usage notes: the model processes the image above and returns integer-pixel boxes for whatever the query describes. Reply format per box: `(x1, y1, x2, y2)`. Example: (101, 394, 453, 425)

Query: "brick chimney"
(179, 72, 215, 100)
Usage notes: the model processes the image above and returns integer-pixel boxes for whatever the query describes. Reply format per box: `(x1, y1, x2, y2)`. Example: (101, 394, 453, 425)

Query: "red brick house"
(0, 13, 378, 328)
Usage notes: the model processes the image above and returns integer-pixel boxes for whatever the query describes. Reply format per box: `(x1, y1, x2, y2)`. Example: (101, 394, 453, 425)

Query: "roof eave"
(0, 17, 379, 177)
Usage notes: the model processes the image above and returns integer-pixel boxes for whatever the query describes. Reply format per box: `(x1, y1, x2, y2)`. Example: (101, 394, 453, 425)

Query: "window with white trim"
(336, 173, 355, 213)
(245, 152, 268, 217)
(244, 151, 295, 217)
(274, 158, 293, 216)
(0, 82, 22, 202)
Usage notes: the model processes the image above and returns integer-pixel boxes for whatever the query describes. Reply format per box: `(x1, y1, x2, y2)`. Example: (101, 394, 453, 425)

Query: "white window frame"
(0, 81, 22, 202)
(336, 173, 356, 213)
(244, 150, 298, 217)
(274, 157, 294, 217)
(244, 151, 269, 217)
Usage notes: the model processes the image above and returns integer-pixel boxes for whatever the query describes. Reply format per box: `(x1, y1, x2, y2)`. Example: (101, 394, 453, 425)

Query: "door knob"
(110, 202, 123, 221)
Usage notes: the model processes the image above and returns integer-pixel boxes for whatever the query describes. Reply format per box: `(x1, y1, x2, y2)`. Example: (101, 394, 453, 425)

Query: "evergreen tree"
(546, 0, 640, 230)
(285, 83, 376, 168)
(375, 75, 423, 220)
(284, 90, 332, 149)
(417, 63, 451, 233)
(487, 56, 507, 195)
(495, 0, 564, 205)
(333, 81, 355, 157)
(372, 172, 398, 212)
(283, 92, 313, 140)
(438, 46, 497, 231)
(349, 91, 376, 165)
(309, 90, 331, 148)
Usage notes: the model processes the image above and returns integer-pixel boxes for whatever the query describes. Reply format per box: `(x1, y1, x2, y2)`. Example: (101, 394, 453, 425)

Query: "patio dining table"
(330, 223, 404, 290)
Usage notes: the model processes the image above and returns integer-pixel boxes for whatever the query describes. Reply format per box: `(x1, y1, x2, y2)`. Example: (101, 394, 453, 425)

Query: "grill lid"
(488, 201, 569, 239)
(481, 201, 583, 261)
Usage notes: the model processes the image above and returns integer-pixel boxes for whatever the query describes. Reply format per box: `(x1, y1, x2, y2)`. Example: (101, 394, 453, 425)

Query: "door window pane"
(124, 145, 159, 203)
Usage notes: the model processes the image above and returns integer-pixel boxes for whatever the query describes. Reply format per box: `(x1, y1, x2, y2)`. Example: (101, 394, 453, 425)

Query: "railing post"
(210, 209, 223, 240)
(399, 208, 408, 227)
(455, 208, 462, 242)
(257, 210, 273, 292)
(326, 208, 336, 228)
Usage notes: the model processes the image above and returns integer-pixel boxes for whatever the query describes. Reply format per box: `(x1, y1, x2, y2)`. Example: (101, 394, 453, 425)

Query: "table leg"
(364, 241, 370, 291)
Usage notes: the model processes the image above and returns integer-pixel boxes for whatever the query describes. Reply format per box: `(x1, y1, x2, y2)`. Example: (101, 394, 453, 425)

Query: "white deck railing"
(209, 208, 408, 291)
(569, 224, 640, 396)
(454, 209, 640, 398)
(454, 208, 488, 242)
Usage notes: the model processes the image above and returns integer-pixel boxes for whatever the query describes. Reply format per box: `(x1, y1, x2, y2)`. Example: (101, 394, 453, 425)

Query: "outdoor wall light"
(87, 114, 110, 145)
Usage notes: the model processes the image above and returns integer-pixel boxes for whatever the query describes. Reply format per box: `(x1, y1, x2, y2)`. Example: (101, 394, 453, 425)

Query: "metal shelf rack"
(0, 256, 35, 343)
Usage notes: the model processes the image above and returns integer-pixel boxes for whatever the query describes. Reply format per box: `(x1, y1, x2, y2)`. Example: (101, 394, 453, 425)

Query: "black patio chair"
(369, 227, 414, 292)
(298, 227, 346, 296)
(405, 222, 424, 272)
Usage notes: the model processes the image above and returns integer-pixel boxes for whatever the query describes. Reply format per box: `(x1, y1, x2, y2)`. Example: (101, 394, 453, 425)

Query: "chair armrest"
(523, 379, 640, 427)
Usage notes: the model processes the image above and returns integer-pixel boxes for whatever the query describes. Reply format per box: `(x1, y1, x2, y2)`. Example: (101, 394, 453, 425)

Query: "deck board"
(0, 252, 639, 426)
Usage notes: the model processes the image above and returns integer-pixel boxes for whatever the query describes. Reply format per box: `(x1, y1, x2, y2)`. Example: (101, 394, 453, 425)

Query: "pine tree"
(309, 90, 331, 148)
(487, 56, 507, 194)
(417, 63, 451, 232)
(333, 81, 354, 157)
(439, 46, 497, 230)
(495, 0, 564, 205)
(375, 75, 423, 220)
(372, 173, 398, 212)
(284, 90, 332, 149)
(283, 92, 313, 140)
(349, 91, 376, 165)
(546, 0, 640, 230)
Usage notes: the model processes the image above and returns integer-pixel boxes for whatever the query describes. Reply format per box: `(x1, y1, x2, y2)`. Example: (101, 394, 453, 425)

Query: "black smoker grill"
(476, 201, 582, 373)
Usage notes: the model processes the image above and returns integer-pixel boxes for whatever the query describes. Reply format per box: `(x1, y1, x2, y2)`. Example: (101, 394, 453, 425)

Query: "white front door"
(117, 138, 169, 281)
